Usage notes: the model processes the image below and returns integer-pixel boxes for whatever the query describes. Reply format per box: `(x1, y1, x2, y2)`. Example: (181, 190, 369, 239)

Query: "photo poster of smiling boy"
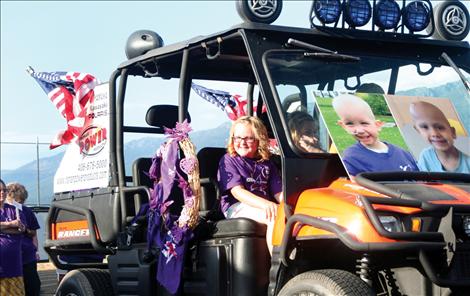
(385, 95, 470, 173)
(313, 90, 418, 177)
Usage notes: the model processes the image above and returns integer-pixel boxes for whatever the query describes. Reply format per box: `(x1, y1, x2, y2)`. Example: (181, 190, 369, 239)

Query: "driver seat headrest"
(145, 105, 191, 129)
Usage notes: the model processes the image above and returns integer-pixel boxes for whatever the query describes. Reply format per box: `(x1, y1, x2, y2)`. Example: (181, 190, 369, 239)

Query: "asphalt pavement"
(38, 262, 58, 295)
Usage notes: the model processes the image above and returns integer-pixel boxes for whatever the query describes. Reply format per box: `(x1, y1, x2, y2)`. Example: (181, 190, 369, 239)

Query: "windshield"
(264, 50, 470, 175)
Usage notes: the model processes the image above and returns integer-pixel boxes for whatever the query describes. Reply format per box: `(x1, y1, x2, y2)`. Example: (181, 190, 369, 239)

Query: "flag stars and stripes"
(28, 67, 99, 149)
(191, 82, 263, 121)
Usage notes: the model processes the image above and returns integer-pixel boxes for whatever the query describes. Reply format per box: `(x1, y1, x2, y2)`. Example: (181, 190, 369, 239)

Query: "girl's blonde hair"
(227, 116, 271, 161)
(7, 182, 28, 203)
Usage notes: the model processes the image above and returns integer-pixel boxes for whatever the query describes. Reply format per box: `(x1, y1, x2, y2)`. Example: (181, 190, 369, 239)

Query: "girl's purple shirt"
(217, 154, 282, 214)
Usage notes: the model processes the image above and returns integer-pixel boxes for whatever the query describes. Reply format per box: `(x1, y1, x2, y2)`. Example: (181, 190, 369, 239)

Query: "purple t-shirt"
(0, 203, 24, 278)
(343, 142, 419, 176)
(21, 205, 40, 265)
(217, 154, 282, 214)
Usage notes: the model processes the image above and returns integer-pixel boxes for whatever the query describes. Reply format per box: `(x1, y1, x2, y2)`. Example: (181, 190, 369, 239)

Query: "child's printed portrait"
(316, 92, 411, 154)
(385, 95, 470, 173)
(315, 91, 417, 176)
(385, 95, 470, 157)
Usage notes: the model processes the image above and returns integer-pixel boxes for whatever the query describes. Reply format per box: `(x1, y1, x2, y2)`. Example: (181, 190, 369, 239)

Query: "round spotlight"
(314, 0, 342, 25)
(374, 0, 401, 30)
(344, 0, 372, 28)
(403, 1, 431, 32)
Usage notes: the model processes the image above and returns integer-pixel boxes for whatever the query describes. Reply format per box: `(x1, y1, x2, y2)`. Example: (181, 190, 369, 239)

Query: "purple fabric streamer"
(146, 120, 195, 294)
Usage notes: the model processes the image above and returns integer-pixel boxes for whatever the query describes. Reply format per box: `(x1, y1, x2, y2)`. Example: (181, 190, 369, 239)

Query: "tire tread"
(56, 268, 114, 296)
(278, 269, 374, 296)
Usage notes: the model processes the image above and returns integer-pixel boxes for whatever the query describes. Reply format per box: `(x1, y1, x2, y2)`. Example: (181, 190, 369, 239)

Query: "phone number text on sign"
(77, 159, 107, 172)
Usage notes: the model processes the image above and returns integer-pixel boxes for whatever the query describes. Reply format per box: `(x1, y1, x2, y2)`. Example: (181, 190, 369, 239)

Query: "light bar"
(310, 0, 445, 39)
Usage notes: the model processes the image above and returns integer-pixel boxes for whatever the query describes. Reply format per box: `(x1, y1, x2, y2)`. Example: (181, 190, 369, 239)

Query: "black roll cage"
(107, 22, 470, 233)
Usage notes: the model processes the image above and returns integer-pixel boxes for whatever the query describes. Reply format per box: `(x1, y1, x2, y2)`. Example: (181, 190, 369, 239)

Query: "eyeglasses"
(233, 136, 256, 144)
(0, 189, 8, 193)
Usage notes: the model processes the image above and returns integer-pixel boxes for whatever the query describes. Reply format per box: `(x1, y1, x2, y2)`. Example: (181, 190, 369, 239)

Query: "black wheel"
(236, 0, 283, 24)
(429, 0, 469, 41)
(278, 269, 374, 296)
(56, 268, 114, 296)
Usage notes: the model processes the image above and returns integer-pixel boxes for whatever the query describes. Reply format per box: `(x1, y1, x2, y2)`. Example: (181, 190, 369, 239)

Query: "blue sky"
(1, 1, 470, 170)
(0, 1, 310, 170)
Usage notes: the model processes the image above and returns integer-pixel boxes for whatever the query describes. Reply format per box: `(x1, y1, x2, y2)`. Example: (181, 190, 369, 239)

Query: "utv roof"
(117, 22, 470, 81)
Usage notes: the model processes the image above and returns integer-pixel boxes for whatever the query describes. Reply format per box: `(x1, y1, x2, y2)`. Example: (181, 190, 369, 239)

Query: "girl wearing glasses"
(0, 179, 26, 296)
(217, 116, 282, 254)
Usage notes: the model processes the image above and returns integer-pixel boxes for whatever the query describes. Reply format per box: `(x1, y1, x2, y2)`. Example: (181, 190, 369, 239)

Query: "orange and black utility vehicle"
(45, 1, 470, 295)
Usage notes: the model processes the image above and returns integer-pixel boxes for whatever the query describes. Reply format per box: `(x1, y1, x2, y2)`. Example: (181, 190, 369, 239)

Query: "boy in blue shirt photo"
(409, 100, 470, 173)
(332, 94, 419, 176)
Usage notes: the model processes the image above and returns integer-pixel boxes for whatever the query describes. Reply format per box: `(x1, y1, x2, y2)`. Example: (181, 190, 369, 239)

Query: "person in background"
(6, 183, 41, 296)
(332, 93, 418, 176)
(288, 111, 324, 153)
(217, 116, 282, 254)
(0, 179, 26, 296)
(409, 100, 470, 173)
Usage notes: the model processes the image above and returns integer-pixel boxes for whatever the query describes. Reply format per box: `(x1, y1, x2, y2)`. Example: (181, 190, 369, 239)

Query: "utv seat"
(196, 147, 267, 239)
(192, 147, 271, 296)
(128, 157, 153, 225)
(197, 147, 226, 220)
(133, 158, 153, 190)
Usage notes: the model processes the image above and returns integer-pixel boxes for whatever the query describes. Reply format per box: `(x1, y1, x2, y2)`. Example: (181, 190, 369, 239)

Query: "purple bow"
(163, 119, 192, 140)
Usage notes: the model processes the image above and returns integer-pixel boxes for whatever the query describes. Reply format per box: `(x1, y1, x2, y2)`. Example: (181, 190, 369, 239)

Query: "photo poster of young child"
(385, 95, 470, 173)
(313, 90, 418, 177)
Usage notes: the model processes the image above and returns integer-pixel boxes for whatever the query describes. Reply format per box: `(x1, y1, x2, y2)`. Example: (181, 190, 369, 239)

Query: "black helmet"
(125, 30, 164, 59)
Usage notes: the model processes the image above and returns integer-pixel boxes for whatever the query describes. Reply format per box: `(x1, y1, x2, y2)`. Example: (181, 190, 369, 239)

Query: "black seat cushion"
(132, 157, 153, 188)
(196, 218, 267, 239)
(198, 147, 227, 180)
(197, 147, 227, 216)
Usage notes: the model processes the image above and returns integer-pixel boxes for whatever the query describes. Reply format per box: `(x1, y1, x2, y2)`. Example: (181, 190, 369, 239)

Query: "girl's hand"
(263, 201, 278, 222)
(299, 135, 323, 153)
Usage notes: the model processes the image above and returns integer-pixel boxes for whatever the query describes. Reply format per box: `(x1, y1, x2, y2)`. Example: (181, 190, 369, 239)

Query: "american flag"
(191, 83, 261, 121)
(27, 67, 98, 149)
